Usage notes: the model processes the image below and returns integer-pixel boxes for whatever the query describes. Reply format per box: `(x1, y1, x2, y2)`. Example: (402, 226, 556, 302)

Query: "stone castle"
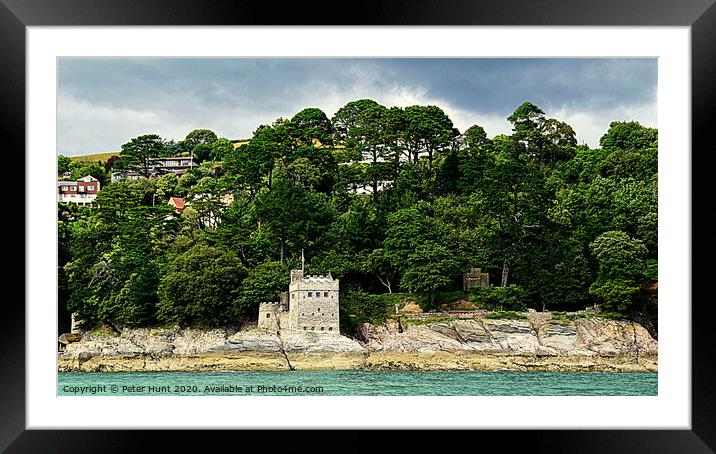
(258, 269, 340, 334)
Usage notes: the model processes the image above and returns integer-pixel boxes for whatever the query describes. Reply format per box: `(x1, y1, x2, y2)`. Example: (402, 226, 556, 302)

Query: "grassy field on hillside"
(69, 151, 119, 162)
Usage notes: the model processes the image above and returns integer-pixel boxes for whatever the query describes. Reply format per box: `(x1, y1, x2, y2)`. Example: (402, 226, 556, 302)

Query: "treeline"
(58, 100, 658, 333)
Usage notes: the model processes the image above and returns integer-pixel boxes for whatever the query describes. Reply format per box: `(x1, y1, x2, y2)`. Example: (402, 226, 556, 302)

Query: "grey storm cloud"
(58, 58, 657, 155)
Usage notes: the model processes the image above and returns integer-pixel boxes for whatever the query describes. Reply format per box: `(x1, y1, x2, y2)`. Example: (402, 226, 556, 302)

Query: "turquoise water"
(58, 371, 657, 396)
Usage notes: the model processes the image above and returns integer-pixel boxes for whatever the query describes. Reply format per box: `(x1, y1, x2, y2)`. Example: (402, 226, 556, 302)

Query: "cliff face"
(359, 316, 657, 357)
(58, 315, 657, 372)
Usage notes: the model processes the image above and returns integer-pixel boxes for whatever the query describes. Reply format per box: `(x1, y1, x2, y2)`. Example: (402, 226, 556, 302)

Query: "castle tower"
(287, 271, 340, 334)
(257, 302, 282, 334)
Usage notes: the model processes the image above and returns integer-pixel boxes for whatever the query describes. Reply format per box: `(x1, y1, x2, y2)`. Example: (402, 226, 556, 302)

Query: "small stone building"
(257, 269, 340, 334)
(463, 267, 490, 290)
(257, 302, 282, 334)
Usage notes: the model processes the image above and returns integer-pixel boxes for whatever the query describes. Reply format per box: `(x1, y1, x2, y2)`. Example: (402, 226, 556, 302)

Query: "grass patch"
(483, 311, 528, 320)
(550, 311, 627, 321)
(88, 324, 119, 337)
(400, 316, 456, 327)
(68, 151, 120, 162)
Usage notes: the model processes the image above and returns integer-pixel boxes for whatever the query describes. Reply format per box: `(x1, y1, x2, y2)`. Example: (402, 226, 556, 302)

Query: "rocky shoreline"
(58, 315, 658, 373)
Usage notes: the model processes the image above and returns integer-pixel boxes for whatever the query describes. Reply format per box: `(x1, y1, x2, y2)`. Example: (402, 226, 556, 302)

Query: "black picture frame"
(4, 0, 712, 451)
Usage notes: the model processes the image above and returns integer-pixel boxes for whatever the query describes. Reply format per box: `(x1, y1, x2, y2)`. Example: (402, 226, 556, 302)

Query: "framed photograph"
(7, 0, 712, 450)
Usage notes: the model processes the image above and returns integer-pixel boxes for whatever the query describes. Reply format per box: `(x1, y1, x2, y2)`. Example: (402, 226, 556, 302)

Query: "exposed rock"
(58, 333, 82, 344)
(280, 331, 366, 354)
(58, 315, 657, 372)
(359, 316, 657, 360)
(398, 302, 422, 313)
(226, 330, 283, 352)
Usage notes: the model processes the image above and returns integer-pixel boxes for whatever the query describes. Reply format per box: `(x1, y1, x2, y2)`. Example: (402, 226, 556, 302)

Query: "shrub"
(340, 290, 402, 333)
(470, 286, 527, 311)
(483, 311, 528, 320)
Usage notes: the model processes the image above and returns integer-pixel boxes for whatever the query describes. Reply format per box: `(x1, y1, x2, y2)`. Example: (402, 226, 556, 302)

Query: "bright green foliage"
(463, 124, 489, 151)
(175, 172, 197, 197)
(589, 230, 648, 311)
(65, 160, 109, 186)
(157, 244, 247, 325)
(58, 155, 72, 174)
(383, 205, 467, 307)
(155, 173, 178, 199)
(339, 289, 399, 332)
(210, 138, 234, 162)
(470, 286, 527, 311)
(400, 242, 464, 308)
(237, 261, 290, 315)
(548, 146, 657, 257)
(599, 121, 657, 150)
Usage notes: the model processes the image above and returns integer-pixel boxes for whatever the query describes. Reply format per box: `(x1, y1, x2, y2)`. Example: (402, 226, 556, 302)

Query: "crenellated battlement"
(301, 274, 335, 282)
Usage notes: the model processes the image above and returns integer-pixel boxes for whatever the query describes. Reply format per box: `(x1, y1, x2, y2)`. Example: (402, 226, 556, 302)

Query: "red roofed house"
(57, 175, 100, 206)
(168, 196, 185, 213)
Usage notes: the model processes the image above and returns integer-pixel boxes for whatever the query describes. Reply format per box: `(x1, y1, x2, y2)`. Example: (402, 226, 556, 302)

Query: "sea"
(58, 370, 657, 396)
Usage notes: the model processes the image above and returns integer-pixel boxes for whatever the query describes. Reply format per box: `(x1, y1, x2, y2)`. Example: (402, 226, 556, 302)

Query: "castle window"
(317, 308, 320, 312)
(324, 292, 328, 297)
(311, 327, 315, 330)
(307, 292, 313, 297)
(303, 327, 307, 330)
(266, 313, 271, 318)
(328, 327, 333, 331)
(320, 327, 325, 331)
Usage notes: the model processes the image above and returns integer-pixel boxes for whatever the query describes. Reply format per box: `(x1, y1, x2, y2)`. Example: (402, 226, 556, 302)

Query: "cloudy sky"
(58, 58, 657, 156)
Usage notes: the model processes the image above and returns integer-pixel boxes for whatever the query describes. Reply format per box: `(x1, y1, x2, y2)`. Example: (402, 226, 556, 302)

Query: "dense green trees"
(158, 244, 247, 325)
(58, 101, 658, 331)
(599, 121, 657, 150)
(64, 180, 176, 327)
(116, 134, 166, 177)
(185, 129, 218, 162)
(57, 156, 109, 186)
(402, 105, 455, 167)
(58, 155, 72, 174)
(589, 231, 649, 311)
(237, 261, 290, 315)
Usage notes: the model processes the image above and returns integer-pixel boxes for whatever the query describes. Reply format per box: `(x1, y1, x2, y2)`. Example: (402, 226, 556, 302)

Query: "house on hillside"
(111, 156, 196, 182)
(57, 175, 100, 206)
(111, 170, 143, 183)
(167, 193, 233, 219)
(168, 196, 185, 213)
(152, 156, 195, 175)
